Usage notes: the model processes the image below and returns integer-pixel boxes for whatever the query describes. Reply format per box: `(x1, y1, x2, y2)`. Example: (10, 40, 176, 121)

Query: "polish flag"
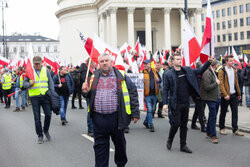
(152, 51, 159, 63)
(25, 44, 35, 80)
(44, 55, 55, 67)
(243, 55, 248, 67)
(200, 0, 214, 63)
(160, 51, 165, 64)
(224, 50, 228, 57)
(78, 30, 93, 56)
(0, 56, 9, 66)
(134, 38, 140, 57)
(90, 35, 125, 70)
(232, 46, 242, 69)
(183, 20, 201, 66)
(134, 38, 147, 71)
(120, 42, 132, 54)
(126, 53, 139, 73)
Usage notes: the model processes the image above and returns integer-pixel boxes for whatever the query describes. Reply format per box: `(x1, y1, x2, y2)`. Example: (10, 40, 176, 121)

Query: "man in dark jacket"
(53, 66, 74, 125)
(234, 63, 243, 106)
(241, 60, 250, 108)
(163, 53, 212, 153)
(82, 53, 140, 167)
(71, 66, 83, 109)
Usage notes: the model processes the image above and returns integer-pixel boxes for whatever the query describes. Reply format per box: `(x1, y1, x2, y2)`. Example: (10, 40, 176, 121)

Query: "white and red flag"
(243, 55, 248, 67)
(232, 46, 242, 69)
(0, 56, 9, 66)
(183, 20, 201, 66)
(78, 30, 93, 56)
(25, 44, 35, 80)
(120, 42, 132, 54)
(200, 0, 214, 63)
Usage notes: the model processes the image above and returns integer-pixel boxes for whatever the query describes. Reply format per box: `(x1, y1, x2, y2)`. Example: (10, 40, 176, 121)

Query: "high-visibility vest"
(28, 67, 49, 97)
(20, 73, 25, 88)
(88, 73, 131, 115)
(2, 74, 12, 90)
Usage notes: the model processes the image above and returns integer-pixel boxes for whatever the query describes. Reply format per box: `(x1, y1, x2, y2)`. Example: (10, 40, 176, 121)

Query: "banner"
(126, 73, 144, 111)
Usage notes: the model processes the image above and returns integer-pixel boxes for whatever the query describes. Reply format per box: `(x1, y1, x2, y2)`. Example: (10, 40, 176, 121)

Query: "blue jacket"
(163, 61, 211, 110)
(53, 73, 74, 95)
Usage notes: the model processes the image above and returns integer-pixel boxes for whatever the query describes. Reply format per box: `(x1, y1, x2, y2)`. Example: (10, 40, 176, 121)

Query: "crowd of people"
(1, 51, 250, 167)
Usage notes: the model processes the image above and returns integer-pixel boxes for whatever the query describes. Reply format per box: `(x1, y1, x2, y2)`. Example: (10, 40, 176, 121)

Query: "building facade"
(202, 0, 250, 57)
(0, 34, 60, 61)
(56, 0, 203, 64)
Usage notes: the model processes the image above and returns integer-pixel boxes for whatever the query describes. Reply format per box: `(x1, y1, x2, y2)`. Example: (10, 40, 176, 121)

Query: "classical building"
(202, 0, 250, 57)
(56, 0, 203, 64)
(0, 34, 60, 61)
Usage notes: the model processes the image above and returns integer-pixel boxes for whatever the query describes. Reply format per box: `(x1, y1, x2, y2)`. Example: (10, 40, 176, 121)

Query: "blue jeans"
(245, 86, 250, 106)
(30, 95, 52, 137)
(206, 99, 221, 137)
(59, 96, 70, 120)
(15, 88, 26, 108)
(86, 98, 93, 132)
(144, 95, 157, 127)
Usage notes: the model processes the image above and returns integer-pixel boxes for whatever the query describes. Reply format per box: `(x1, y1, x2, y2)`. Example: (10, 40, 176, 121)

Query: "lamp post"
(184, 0, 188, 20)
(1, 0, 8, 59)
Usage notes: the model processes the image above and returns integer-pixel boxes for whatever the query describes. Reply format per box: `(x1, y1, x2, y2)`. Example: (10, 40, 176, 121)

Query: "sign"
(126, 73, 144, 111)
(243, 50, 250, 54)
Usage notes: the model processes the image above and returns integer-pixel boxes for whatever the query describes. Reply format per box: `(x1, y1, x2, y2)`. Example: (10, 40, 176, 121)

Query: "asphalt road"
(1, 102, 250, 167)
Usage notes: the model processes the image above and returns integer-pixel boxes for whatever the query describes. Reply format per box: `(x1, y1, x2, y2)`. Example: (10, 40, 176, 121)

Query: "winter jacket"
(241, 66, 250, 86)
(218, 67, 241, 98)
(53, 73, 74, 95)
(200, 68, 220, 102)
(163, 61, 211, 110)
(46, 89, 60, 115)
(84, 67, 140, 130)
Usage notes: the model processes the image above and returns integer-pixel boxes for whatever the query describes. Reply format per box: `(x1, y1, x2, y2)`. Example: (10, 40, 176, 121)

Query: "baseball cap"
(33, 56, 42, 63)
(143, 59, 151, 64)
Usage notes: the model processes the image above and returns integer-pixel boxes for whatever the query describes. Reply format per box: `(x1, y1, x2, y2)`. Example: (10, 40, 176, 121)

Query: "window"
(228, 20, 232, 28)
(54, 46, 57, 52)
(247, 17, 250, 25)
(234, 19, 238, 27)
(223, 34, 226, 42)
(240, 18, 244, 26)
(216, 10, 220, 18)
(217, 35, 221, 42)
(212, 11, 215, 18)
(13, 47, 17, 53)
(222, 21, 226, 29)
(240, 31, 244, 40)
(247, 31, 250, 39)
(222, 9, 225, 17)
(228, 33, 232, 41)
(202, 25, 205, 32)
(240, 5, 243, 13)
(233, 6, 237, 14)
(246, 3, 250, 12)
(38, 46, 41, 53)
(217, 22, 220, 30)
(21, 47, 24, 53)
(234, 32, 238, 40)
(227, 7, 231, 16)
(201, 13, 204, 21)
(46, 46, 50, 53)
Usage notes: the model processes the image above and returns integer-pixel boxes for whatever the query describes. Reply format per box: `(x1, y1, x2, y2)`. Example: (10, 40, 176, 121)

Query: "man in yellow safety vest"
(1, 68, 12, 108)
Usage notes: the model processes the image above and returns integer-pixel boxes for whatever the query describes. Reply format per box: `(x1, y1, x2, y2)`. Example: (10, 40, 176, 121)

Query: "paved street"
(1, 101, 250, 167)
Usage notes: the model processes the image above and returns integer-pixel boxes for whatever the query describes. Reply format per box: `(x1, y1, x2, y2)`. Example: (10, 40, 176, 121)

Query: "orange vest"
(143, 68, 159, 96)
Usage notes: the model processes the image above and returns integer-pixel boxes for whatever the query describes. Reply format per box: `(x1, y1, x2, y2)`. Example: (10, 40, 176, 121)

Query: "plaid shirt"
(94, 69, 118, 114)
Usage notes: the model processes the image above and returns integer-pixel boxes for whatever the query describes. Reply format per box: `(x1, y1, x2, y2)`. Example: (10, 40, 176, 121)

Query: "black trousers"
(191, 98, 205, 128)
(168, 103, 189, 148)
(219, 93, 238, 132)
(3, 89, 11, 107)
(93, 112, 127, 167)
(72, 89, 82, 108)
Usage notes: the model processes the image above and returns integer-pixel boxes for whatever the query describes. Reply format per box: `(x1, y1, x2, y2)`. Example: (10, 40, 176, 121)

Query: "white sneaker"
(233, 130, 244, 136)
(220, 129, 227, 135)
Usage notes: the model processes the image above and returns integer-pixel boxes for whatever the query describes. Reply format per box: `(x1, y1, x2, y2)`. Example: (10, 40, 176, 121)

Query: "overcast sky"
(4, 0, 59, 40)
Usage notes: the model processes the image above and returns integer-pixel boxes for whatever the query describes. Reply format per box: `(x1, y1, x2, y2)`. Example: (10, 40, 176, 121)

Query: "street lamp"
(1, 0, 8, 59)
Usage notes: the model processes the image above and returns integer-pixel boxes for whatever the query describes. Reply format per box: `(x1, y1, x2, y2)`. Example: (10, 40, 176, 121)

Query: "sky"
(4, 0, 59, 40)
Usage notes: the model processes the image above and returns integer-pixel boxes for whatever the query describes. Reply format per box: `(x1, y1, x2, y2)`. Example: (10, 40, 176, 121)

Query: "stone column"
(195, 8, 202, 43)
(179, 9, 185, 45)
(99, 14, 105, 40)
(127, 7, 135, 46)
(145, 7, 152, 51)
(163, 8, 171, 51)
(106, 11, 110, 44)
(109, 7, 118, 47)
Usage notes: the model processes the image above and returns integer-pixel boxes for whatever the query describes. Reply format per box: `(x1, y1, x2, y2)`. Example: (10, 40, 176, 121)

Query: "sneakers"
(206, 133, 211, 139)
(21, 106, 25, 111)
(220, 129, 227, 135)
(211, 137, 218, 144)
(87, 131, 94, 137)
(37, 136, 44, 144)
(233, 130, 244, 136)
(201, 126, 207, 133)
(143, 122, 149, 129)
(61, 120, 66, 126)
(149, 126, 155, 132)
(13, 107, 20, 112)
(44, 131, 51, 141)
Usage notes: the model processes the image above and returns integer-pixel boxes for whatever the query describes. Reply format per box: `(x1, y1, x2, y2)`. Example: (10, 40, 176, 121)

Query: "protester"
(53, 66, 74, 125)
(142, 59, 161, 132)
(200, 60, 221, 144)
(154, 61, 164, 118)
(1, 68, 12, 109)
(71, 66, 83, 109)
(23, 56, 55, 144)
(82, 53, 140, 167)
(13, 67, 26, 112)
(163, 53, 212, 153)
(218, 55, 244, 136)
(241, 60, 250, 108)
(234, 63, 243, 106)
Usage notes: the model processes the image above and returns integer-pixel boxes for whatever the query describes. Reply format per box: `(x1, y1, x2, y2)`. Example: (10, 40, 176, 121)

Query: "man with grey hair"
(82, 52, 140, 167)
(1, 68, 12, 108)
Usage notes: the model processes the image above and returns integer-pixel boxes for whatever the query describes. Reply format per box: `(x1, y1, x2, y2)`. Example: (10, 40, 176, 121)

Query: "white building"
(0, 34, 60, 61)
(56, 0, 203, 64)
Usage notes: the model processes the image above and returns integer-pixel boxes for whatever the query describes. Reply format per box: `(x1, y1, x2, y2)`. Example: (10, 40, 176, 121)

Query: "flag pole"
(85, 57, 92, 83)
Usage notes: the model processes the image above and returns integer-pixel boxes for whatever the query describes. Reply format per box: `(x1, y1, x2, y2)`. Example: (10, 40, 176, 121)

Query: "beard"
(100, 66, 112, 74)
